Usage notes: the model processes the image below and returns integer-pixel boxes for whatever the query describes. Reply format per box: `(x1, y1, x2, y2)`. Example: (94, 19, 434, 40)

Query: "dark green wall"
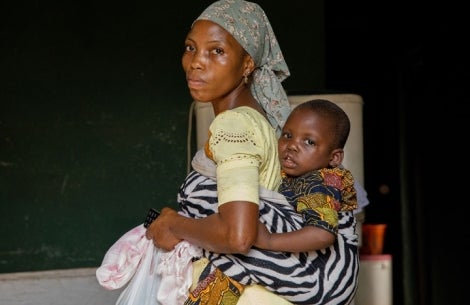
(0, 1, 324, 273)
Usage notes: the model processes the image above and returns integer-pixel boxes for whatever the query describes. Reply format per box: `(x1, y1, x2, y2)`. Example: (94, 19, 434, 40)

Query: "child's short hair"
(294, 99, 351, 149)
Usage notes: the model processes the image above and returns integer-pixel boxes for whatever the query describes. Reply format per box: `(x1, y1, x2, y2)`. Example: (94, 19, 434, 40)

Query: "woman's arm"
(146, 109, 275, 254)
(146, 201, 259, 254)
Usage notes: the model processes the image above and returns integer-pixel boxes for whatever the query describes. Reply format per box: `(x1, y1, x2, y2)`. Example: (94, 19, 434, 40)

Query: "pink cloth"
(96, 223, 202, 305)
(96, 224, 150, 290)
(156, 240, 202, 304)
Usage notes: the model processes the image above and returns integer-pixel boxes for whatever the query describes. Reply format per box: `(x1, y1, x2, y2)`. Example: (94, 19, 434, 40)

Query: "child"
(255, 98, 358, 254)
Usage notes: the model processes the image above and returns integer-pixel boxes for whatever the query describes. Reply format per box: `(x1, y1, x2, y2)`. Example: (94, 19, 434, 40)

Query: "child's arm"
(255, 221, 335, 252)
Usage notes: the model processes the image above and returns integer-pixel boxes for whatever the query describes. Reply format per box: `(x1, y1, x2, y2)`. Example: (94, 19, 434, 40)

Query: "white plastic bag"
(116, 241, 162, 305)
(97, 224, 149, 290)
(97, 223, 201, 305)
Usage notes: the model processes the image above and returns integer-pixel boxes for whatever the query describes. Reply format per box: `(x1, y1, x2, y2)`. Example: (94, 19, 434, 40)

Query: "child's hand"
(254, 221, 272, 249)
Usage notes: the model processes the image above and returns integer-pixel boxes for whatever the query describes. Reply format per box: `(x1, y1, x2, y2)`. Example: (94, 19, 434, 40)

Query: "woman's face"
(182, 20, 249, 103)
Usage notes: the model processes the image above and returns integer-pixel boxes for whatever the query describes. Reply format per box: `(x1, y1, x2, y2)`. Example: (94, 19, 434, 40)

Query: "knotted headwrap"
(196, 0, 291, 135)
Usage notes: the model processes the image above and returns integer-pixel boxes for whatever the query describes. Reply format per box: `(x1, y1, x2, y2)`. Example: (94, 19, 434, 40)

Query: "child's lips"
(281, 156, 296, 168)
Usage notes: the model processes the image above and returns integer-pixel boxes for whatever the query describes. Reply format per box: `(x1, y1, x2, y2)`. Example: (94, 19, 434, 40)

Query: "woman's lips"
(187, 77, 205, 90)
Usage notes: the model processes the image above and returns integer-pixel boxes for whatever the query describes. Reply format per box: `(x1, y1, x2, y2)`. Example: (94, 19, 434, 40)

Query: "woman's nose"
(190, 52, 205, 70)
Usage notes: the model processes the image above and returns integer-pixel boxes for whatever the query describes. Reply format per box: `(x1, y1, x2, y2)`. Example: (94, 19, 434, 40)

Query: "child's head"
(278, 99, 351, 177)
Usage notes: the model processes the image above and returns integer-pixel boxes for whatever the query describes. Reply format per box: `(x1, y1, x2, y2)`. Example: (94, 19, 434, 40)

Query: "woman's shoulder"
(218, 105, 264, 118)
(213, 106, 270, 130)
(208, 105, 278, 161)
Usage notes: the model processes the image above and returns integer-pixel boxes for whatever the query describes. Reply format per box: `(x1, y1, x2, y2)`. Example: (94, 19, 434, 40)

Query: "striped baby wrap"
(177, 152, 359, 305)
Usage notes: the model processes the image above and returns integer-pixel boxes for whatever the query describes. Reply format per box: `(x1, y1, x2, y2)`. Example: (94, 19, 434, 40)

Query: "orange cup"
(360, 224, 387, 255)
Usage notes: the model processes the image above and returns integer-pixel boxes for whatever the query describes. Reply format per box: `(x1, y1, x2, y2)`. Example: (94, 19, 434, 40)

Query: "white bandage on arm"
(216, 159, 260, 206)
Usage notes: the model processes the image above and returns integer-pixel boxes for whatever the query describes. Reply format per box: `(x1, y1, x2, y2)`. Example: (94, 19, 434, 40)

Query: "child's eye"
(281, 132, 291, 139)
(304, 139, 314, 146)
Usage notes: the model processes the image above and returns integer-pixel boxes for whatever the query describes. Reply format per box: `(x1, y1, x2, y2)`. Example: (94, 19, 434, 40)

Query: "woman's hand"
(145, 207, 182, 251)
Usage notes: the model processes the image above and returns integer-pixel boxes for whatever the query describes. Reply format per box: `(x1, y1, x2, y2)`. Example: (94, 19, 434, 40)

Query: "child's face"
(278, 109, 335, 177)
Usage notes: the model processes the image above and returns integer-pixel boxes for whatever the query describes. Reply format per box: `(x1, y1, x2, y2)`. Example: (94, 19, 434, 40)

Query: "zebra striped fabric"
(177, 170, 359, 305)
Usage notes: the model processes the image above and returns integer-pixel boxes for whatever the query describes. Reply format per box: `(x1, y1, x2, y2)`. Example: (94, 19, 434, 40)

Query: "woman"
(147, 0, 289, 253)
(146, 1, 358, 304)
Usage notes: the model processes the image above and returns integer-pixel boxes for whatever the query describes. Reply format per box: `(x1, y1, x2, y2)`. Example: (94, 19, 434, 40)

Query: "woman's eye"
(184, 45, 195, 52)
(212, 48, 224, 55)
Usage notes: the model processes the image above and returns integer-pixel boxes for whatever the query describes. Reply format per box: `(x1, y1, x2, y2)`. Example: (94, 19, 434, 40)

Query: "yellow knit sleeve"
(206, 107, 282, 204)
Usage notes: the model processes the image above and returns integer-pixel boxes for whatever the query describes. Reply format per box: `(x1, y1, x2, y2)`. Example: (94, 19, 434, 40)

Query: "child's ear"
(329, 149, 344, 168)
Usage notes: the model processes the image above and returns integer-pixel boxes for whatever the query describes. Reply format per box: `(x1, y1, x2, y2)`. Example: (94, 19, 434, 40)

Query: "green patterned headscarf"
(196, 0, 291, 135)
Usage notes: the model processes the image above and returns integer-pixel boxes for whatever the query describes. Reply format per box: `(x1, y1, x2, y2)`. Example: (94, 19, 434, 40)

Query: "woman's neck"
(212, 87, 265, 118)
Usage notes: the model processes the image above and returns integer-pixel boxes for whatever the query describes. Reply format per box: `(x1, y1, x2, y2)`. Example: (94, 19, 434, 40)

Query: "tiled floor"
(0, 268, 121, 305)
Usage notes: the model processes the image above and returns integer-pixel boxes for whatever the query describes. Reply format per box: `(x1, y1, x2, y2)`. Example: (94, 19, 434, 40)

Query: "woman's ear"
(244, 55, 255, 76)
(329, 149, 344, 168)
